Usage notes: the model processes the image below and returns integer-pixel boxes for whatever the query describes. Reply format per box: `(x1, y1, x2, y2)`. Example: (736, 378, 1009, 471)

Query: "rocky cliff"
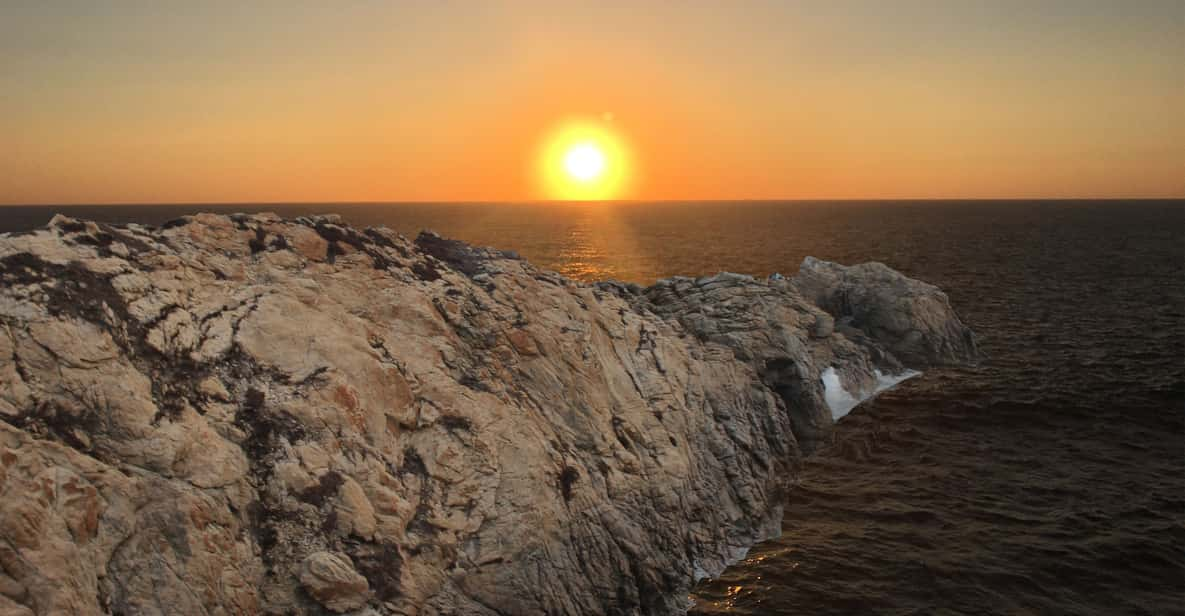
(0, 214, 975, 616)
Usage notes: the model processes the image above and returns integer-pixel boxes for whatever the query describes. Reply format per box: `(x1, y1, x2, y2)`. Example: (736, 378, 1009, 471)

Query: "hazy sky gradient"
(2, 0, 1183, 203)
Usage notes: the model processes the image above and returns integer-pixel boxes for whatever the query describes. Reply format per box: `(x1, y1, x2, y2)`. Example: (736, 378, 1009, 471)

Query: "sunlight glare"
(536, 117, 633, 201)
(564, 144, 606, 182)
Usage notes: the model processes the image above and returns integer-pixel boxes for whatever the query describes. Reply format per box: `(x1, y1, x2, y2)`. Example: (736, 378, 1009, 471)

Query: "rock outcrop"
(0, 214, 975, 615)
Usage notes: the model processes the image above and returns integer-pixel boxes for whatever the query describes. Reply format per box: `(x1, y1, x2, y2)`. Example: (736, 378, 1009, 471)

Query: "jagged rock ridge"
(0, 213, 975, 615)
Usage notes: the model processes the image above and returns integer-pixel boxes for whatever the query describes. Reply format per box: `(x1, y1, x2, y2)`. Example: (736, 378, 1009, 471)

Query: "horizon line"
(3, 197, 1183, 208)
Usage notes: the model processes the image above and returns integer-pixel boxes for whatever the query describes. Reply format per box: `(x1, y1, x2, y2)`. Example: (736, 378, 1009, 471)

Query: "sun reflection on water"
(557, 224, 611, 280)
(553, 203, 650, 282)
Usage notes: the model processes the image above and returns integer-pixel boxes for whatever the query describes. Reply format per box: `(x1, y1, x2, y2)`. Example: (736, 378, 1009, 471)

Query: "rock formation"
(0, 214, 975, 615)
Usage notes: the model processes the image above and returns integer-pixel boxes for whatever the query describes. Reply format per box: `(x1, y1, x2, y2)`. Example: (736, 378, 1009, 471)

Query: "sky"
(2, 0, 1183, 203)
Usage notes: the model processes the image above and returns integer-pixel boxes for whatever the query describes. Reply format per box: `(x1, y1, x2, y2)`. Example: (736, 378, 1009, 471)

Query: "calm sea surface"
(3, 200, 1183, 614)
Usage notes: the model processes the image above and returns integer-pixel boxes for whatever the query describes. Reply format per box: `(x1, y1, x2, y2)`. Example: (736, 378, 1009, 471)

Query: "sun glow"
(564, 144, 606, 182)
(537, 118, 633, 200)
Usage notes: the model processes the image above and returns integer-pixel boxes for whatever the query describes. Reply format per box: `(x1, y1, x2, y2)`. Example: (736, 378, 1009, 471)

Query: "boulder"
(791, 256, 978, 366)
(299, 552, 371, 613)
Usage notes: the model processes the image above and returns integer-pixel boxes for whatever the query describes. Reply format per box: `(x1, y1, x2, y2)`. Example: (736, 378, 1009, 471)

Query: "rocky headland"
(0, 214, 975, 615)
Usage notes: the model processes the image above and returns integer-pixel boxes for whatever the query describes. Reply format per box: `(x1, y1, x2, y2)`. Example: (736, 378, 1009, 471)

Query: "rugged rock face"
(790, 256, 978, 367)
(0, 214, 974, 616)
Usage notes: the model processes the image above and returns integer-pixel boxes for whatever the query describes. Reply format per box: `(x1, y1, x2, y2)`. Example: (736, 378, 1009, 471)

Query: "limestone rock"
(811, 313, 835, 338)
(0, 214, 975, 615)
(792, 256, 978, 366)
(299, 552, 371, 613)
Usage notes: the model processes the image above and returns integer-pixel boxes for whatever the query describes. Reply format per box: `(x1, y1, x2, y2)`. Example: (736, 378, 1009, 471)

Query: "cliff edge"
(0, 214, 975, 615)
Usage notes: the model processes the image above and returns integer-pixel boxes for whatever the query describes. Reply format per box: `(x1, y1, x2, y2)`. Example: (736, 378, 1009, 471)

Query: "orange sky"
(2, 2, 1183, 204)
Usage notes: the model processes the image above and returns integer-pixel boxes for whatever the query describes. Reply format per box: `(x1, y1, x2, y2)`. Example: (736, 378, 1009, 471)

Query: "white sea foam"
(821, 367, 861, 419)
(873, 367, 921, 391)
(821, 366, 922, 419)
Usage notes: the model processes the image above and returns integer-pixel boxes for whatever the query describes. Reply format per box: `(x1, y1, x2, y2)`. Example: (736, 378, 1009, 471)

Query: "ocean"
(2, 200, 1183, 614)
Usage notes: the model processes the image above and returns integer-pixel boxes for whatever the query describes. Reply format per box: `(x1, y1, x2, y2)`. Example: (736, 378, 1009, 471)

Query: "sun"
(564, 144, 606, 182)
(536, 117, 633, 200)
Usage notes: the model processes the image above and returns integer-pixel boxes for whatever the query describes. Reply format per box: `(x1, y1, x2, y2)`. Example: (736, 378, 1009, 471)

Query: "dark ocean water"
(3, 200, 1183, 614)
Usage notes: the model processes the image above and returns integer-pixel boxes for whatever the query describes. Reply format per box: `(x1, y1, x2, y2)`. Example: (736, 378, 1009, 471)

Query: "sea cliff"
(0, 214, 974, 615)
